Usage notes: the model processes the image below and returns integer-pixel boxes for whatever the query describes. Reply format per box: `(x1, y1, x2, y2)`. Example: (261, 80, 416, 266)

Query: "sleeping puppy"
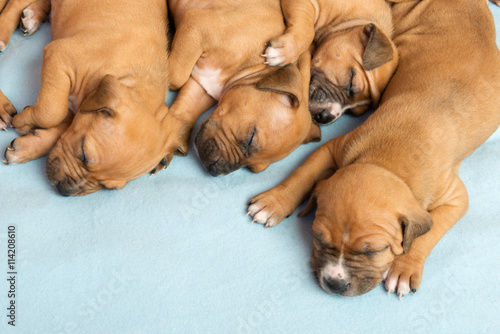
(168, 0, 321, 176)
(3, 0, 189, 196)
(263, 0, 408, 125)
(249, 0, 500, 297)
(0, 0, 50, 52)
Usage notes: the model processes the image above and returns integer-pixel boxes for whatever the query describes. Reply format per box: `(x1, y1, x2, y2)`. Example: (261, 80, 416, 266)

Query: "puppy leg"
(168, 11, 205, 90)
(0, 0, 48, 51)
(151, 77, 216, 175)
(0, 90, 16, 131)
(385, 175, 469, 298)
(12, 42, 72, 134)
(3, 114, 72, 165)
(19, 0, 50, 36)
(247, 140, 339, 227)
(264, 0, 315, 66)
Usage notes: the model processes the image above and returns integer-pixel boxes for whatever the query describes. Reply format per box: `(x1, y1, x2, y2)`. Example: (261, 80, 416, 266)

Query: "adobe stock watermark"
(52, 268, 134, 334)
(236, 259, 315, 333)
(408, 269, 467, 332)
(6, 225, 17, 327)
(178, 173, 245, 224)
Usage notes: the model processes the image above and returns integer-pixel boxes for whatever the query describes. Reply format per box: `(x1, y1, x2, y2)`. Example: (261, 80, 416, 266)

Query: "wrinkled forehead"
(218, 87, 302, 129)
(313, 200, 398, 248)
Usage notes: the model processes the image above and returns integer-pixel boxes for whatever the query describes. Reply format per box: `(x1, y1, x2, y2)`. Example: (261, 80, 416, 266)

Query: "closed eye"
(80, 138, 87, 165)
(243, 127, 257, 156)
(358, 245, 390, 257)
(313, 235, 340, 254)
(346, 69, 356, 97)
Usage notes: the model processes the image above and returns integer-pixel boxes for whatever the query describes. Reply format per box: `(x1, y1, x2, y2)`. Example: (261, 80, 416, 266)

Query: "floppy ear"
(80, 75, 122, 117)
(400, 209, 433, 253)
(362, 24, 395, 71)
(304, 122, 321, 143)
(256, 64, 302, 108)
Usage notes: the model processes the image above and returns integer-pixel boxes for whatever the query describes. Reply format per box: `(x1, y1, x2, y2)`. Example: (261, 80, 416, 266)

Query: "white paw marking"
(247, 202, 278, 227)
(397, 281, 410, 298)
(264, 47, 285, 67)
(385, 276, 398, 295)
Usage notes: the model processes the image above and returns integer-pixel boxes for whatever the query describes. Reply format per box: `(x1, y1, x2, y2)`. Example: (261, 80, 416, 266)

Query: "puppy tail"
(297, 191, 318, 218)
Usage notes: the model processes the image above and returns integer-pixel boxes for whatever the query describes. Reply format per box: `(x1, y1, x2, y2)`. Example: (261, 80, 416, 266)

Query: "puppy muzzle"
(309, 73, 347, 125)
(54, 176, 84, 197)
(195, 124, 241, 176)
(46, 156, 93, 196)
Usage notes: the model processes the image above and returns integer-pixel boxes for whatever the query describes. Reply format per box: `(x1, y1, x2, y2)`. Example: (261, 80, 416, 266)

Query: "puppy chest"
(192, 65, 224, 100)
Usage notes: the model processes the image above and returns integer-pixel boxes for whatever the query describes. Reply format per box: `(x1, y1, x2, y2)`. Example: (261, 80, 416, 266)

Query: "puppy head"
(309, 164, 432, 296)
(195, 60, 320, 176)
(309, 23, 398, 125)
(46, 75, 183, 196)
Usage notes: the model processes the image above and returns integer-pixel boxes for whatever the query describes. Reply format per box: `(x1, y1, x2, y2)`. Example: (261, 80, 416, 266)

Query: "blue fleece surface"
(0, 4, 499, 334)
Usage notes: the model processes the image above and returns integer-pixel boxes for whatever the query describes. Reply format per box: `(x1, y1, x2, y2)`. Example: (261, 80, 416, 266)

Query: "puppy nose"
(324, 277, 350, 294)
(207, 159, 222, 176)
(314, 110, 334, 124)
(55, 176, 80, 196)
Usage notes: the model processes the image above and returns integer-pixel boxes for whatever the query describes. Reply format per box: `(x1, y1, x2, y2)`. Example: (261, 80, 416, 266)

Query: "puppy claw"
(1, 127, 6, 132)
(6, 146, 14, 151)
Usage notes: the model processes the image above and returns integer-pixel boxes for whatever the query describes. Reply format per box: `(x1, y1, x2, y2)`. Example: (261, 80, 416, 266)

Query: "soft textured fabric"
(0, 4, 499, 333)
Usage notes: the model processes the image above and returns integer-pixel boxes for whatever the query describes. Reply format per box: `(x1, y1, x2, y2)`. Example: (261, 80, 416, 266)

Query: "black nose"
(54, 176, 80, 196)
(314, 110, 334, 124)
(207, 160, 222, 177)
(324, 277, 350, 294)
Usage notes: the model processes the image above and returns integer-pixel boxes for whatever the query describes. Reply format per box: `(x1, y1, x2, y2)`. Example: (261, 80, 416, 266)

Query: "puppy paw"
(263, 34, 299, 67)
(20, 8, 42, 36)
(12, 106, 36, 135)
(149, 153, 174, 176)
(0, 97, 17, 131)
(384, 253, 425, 300)
(247, 186, 292, 228)
(3, 129, 59, 165)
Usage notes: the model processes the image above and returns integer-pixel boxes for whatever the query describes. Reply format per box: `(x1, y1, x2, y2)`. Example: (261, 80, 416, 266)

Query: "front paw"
(384, 253, 425, 299)
(263, 34, 298, 67)
(12, 106, 36, 135)
(0, 100, 16, 131)
(3, 131, 47, 165)
(149, 153, 174, 176)
(20, 8, 43, 36)
(247, 186, 293, 228)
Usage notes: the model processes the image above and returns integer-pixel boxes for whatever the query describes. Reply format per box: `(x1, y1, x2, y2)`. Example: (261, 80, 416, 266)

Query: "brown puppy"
(264, 0, 405, 125)
(0, 0, 49, 51)
(248, 0, 500, 297)
(3, 0, 188, 196)
(168, 0, 321, 176)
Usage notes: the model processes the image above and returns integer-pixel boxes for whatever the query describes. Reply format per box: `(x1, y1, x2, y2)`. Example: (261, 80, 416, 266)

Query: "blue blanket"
(0, 4, 499, 333)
